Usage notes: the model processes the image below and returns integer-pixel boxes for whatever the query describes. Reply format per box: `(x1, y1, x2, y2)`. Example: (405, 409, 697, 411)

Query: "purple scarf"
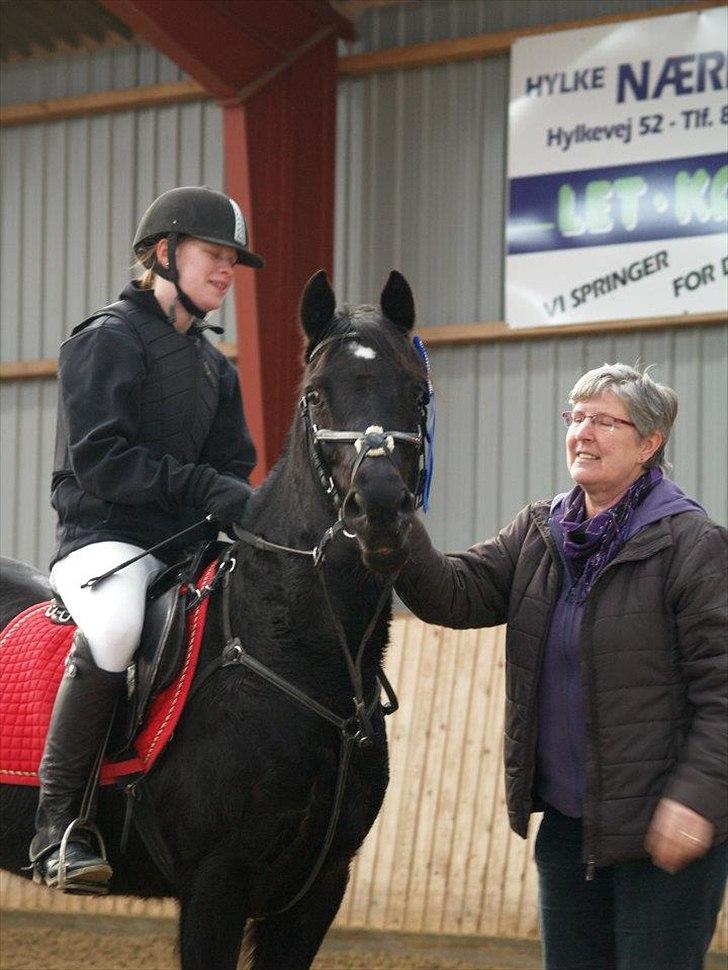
(561, 468, 663, 597)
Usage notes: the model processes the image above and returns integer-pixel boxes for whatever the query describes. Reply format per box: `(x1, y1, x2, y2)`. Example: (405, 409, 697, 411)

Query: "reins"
(226, 404, 423, 743)
(187, 532, 398, 747)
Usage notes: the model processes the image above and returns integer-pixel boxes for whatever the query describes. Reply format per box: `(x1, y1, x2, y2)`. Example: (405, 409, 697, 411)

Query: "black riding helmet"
(133, 186, 264, 319)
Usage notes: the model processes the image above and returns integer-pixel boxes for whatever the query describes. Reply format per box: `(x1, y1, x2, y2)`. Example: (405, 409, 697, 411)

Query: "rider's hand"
(203, 475, 252, 535)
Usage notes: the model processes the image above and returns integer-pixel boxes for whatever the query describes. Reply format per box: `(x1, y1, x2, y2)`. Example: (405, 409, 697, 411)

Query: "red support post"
(223, 104, 268, 486)
(223, 35, 338, 480)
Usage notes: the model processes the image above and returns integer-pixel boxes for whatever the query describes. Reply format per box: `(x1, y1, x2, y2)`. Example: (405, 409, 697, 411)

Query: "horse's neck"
(234, 433, 391, 677)
(245, 423, 343, 550)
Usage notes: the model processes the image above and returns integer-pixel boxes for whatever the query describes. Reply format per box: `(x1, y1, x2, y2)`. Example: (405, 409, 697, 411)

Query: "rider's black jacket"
(50, 282, 256, 567)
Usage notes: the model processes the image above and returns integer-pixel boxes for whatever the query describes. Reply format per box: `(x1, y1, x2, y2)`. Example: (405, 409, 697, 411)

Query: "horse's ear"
(300, 270, 337, 349)
(380, 271, 415, 334)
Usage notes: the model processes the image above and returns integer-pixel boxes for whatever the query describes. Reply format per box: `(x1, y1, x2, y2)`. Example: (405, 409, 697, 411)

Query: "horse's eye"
(306, 389, 322, 407)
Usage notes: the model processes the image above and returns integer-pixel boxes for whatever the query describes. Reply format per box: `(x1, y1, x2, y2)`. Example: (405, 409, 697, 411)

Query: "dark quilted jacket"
(395, 503, 728, 866)
(51, 283, 256, 566)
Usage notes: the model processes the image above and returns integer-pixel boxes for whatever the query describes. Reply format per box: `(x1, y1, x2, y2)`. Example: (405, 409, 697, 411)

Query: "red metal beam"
(101, 1, 353, 99)
(223, 105, 268, 486)
(208, 0, 328, 52)
(223, 34, 338, 475)
(101, 0, 280, 100)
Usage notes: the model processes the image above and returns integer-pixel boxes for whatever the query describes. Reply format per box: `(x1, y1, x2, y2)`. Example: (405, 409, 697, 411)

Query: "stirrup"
(33, 818, 112, 895)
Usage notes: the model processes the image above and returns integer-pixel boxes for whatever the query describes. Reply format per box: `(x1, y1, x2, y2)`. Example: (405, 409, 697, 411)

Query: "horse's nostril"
(399, 490, 415, 515)
(343, 490, 364, 520)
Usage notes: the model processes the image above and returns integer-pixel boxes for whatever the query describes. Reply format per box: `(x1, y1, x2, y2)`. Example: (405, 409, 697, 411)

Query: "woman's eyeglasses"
(561, 410, 636, 431)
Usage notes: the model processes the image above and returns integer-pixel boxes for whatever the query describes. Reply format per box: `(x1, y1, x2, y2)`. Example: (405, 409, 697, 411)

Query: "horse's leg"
(178, 855, 249, 970)
(248, 860, 349, 970)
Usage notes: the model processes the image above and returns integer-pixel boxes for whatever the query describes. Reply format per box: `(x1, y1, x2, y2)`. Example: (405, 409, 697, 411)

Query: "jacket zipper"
(561, 580, 583, 801)
(526, 509, 563, 827)
(579, 585, 601, 880)
(577, 531, 673, 878)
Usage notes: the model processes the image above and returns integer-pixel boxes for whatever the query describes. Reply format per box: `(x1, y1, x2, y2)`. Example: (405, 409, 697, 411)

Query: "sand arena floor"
(2, 910, 726, 970)
(0, 910, 544, 970)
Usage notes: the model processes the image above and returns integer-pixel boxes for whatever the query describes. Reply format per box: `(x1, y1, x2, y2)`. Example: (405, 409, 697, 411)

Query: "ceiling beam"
(100, 0, 353, 101)
(101, 0, 280, 99)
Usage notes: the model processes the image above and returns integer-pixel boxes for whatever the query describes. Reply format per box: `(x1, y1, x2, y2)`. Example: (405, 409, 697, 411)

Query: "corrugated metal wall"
(0, 44, 184, 103)
(0, 45, 231, 570)
(334, 0, 728, 544)
(1, 3, 725, 573)
(345, 0, 685, 51)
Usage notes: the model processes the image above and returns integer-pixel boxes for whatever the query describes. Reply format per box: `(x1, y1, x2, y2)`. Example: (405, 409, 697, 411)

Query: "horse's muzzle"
(341, 483, 415, 574)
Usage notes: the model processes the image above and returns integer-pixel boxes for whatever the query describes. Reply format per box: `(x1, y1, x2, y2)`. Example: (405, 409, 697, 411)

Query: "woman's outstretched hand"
(645, 797, 713, 873)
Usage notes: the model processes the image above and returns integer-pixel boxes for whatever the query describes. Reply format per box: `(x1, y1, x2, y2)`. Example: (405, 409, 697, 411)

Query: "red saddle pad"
(0, 562, 216, 787)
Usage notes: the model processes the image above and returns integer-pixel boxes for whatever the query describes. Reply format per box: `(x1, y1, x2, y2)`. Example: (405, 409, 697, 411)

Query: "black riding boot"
(29, 631, 124, 893)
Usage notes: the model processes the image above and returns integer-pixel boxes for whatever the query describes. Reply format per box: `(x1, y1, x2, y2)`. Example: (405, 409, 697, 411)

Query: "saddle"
(0, 543, 225, 788)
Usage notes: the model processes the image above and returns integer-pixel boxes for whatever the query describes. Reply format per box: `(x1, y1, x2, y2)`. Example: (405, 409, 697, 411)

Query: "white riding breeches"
(49, 542, 165, 673)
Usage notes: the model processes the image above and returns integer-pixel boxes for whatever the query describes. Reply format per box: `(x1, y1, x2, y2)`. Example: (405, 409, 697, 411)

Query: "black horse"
(0, 270, 429, 970)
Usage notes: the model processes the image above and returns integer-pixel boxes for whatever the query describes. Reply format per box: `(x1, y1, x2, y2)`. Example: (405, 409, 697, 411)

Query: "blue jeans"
(535, 806, 727, 970)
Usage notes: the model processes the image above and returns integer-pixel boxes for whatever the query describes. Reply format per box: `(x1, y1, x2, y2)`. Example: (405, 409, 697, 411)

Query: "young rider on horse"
(29, 186, 262, 894)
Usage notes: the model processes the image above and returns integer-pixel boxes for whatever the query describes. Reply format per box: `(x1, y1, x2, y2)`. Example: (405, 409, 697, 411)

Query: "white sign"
(505, 8, 728, 327)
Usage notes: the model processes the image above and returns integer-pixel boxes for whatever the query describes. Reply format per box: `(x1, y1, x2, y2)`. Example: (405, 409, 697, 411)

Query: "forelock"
(306, 304, 425, 383)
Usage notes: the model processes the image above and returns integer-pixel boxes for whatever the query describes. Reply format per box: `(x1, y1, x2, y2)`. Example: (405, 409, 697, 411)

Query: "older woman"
(396, 363, 727, 970)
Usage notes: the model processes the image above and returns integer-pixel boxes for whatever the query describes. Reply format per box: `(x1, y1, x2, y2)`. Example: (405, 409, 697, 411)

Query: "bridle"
(299, 330, 429, 514)
(231, 329, 428, 717)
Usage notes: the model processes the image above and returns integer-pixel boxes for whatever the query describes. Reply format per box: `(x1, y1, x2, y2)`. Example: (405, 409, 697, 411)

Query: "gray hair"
(569, 363, 678, 472)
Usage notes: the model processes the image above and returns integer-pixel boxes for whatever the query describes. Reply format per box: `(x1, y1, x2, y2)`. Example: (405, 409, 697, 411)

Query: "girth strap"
(263, 734, 354, 917)
(121, 779, 176, 887)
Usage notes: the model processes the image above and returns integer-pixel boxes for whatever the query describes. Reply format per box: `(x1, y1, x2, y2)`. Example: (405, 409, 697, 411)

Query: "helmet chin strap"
(154, 233, 208, 321)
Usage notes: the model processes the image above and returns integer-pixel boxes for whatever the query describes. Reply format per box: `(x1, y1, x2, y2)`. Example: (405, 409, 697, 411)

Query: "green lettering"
(674, 169, 711, 225)
(557, 184, 585, 236)
(709, 165, 728, 222)
(613, 176, 647, 231)
(585, 180, 613, 234)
